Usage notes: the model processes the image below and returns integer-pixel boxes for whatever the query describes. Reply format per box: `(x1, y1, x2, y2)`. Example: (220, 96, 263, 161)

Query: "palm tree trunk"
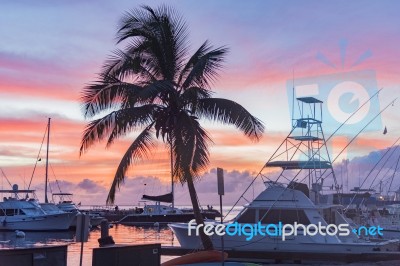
(186, 174, 214, 250)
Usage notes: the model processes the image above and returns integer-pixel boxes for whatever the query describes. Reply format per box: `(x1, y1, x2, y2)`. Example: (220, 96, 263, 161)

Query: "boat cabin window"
(0, 209, 24, 216)
(258, 209, 310, 224)
(236, 208, 256, 223)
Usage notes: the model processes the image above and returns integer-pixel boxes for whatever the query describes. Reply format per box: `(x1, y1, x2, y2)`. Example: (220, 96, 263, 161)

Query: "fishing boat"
(170, 181, 399, 252)
(169, 96, 400, 258)
(0, 185, 75, 231)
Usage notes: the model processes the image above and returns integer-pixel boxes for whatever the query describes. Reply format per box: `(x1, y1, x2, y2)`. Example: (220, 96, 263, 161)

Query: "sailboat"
(0, 118, 76, 231)
(118, 192, 218, 226)
(38, 118, 105, 228)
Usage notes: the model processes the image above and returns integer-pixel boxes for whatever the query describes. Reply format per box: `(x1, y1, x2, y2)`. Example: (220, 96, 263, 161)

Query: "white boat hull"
(0, 212, 76, 231)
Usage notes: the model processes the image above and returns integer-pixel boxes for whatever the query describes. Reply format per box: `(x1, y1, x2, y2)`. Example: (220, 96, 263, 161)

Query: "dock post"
(98, 219, 115, 247)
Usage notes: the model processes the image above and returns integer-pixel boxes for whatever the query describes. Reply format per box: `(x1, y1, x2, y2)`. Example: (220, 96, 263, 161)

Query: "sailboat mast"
(44, 117, 51, 203)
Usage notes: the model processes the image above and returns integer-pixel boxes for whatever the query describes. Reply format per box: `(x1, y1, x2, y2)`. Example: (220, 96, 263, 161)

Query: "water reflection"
(0, 225, 178, 265)
(0, 230, 74, 249)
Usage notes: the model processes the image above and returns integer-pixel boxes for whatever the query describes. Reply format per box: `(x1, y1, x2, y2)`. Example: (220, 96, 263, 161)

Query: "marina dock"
(0, 245, 68, 266)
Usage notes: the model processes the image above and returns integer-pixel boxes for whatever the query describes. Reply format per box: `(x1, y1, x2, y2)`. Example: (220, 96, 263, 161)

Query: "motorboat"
(170, 182, 399, 252)
(0, 185, 75, 231)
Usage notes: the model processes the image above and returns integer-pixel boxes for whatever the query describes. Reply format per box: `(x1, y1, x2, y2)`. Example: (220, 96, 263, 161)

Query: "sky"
(1, 0, 400, 206)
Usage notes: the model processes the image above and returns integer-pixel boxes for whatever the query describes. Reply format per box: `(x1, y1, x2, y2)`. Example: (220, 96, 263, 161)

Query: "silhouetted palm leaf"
(106, 125, 155, 203)
(196, 98, 264, 140)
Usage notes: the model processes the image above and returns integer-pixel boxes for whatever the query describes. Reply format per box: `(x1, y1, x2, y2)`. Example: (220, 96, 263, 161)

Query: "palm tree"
(80, 5, 264, 250)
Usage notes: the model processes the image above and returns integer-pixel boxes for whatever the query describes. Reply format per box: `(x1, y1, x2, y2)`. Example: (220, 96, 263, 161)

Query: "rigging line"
(0, 168, 12, 188)
(318, 98, 398, 180)
(388, 150, 400, 193)
(368, 144, 400, 191)
(27, 122, 48, 190)
(55, 179, 62, 193)
(344, 136, 400, 213)
(325, 88, 383, 144)
(332, 98, 397, 164)
(223, 127, 296, 220)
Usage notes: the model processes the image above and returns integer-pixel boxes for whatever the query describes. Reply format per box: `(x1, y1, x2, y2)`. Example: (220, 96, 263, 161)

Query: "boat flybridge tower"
(261, 96, 339, 204)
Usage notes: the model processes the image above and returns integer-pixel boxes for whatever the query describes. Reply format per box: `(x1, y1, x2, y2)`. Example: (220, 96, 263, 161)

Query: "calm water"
(0, 224, 178, 266)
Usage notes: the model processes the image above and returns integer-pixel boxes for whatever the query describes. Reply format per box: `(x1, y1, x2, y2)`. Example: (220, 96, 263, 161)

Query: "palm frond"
(116, 5, 189, 81)
(101, 49, 157, 83)
(81, 76, 146, 118)
(195, 98, 265, 141)
(178, 41, 228, 89)
(80, 106, 155, 155)
(106, 104, 158, 147)
(106, 125, 155, 204)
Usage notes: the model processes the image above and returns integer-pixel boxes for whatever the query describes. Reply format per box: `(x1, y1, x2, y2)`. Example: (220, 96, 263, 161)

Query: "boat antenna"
(45, 117, 51, 203)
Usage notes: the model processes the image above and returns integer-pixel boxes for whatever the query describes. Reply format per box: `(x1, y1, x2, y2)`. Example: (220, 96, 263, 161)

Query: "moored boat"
(170, 182, 400, 252)
(118, 193, 217, 226)
(0, 186, 75, 231)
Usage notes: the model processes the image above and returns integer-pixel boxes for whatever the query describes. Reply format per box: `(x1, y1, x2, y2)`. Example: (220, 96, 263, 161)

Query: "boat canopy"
(142, 192, 173, 203)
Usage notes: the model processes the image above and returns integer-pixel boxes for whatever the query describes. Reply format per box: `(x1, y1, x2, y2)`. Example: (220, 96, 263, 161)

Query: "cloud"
(333, 145, 400, 193)
(77, 178, 106, 193)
